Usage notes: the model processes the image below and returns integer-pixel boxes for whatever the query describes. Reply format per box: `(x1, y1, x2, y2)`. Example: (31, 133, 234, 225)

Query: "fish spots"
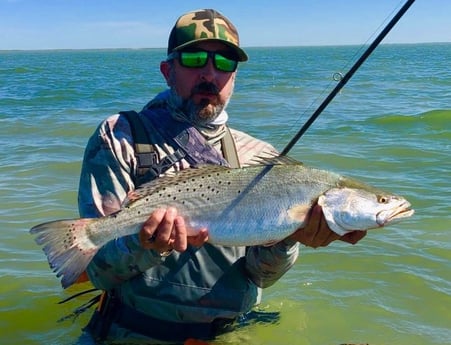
(157, 187, 170, 198)
(63, 224, 78, 249)
(130, 167, 238, 210)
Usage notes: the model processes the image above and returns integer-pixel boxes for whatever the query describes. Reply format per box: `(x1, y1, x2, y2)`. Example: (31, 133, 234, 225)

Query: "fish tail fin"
(30, 218, 99, 289)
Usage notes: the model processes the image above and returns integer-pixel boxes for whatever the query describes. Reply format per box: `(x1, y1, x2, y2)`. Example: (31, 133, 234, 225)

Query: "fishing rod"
(221, 0, 416, 214)
(280, 0, 416, 156)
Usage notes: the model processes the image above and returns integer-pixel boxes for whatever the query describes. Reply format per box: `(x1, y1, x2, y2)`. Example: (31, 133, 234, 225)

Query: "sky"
(0, 0, 450, 50)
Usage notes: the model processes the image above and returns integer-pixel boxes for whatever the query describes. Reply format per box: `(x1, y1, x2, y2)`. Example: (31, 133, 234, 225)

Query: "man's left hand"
(287, 204, 367, 248)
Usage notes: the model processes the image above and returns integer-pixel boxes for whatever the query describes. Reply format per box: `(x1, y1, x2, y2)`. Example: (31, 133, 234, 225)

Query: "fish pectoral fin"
(287, 204, 310, 224)
(102, 191, 123, 213)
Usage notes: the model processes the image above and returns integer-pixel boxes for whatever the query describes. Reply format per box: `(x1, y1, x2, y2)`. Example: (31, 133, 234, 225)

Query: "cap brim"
(172, 38, 248, 62)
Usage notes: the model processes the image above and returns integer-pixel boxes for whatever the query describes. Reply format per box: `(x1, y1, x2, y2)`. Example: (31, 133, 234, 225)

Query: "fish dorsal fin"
(124, 155, 302, 206)
(249, 155, 303, 166)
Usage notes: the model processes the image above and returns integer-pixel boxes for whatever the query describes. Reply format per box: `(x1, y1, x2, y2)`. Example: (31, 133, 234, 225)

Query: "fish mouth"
(377, 200, 415, 226)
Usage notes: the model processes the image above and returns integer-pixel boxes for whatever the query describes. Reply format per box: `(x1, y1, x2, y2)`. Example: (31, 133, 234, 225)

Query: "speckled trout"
(30, 159, 414, 288)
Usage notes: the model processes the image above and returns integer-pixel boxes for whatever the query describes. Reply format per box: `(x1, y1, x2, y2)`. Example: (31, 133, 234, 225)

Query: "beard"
(168, 82, 228, 127)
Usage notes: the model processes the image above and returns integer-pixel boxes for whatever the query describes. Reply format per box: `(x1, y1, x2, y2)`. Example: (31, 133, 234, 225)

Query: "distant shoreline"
(1, 41, 450, 53)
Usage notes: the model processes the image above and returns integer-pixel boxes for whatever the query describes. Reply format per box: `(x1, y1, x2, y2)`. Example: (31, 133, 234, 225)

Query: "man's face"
(161, 41, 237, 125)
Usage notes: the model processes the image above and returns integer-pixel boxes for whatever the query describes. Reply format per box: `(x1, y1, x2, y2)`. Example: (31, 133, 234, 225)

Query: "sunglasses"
(168, 50, 239, 73)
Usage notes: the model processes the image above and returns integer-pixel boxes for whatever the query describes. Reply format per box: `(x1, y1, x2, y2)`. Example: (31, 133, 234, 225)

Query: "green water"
(1, 44, 450, 344)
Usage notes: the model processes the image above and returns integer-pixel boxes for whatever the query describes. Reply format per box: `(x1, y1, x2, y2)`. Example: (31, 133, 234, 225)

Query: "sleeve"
(229, 128, 280, 166)
(78, 114, 164, 290)
(78, 114, 135, 218)
(86, 234, 169, 290)
(245, 239, 299, 288)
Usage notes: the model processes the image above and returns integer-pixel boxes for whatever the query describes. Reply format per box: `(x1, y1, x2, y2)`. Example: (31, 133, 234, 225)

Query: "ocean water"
(1, 44, 450, 345)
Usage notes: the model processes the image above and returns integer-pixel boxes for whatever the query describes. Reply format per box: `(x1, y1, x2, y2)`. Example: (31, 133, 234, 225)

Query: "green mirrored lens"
(178, 51, 238, 72)
(180, 51, 208, 68)
(214, 54, 238, 72)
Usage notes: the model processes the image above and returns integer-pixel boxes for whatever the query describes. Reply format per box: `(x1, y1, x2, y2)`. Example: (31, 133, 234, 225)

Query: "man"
(79, 9, 366, 343)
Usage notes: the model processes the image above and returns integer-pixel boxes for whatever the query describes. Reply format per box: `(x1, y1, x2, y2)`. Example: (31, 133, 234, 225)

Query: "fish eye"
(378, 195, 389, 204)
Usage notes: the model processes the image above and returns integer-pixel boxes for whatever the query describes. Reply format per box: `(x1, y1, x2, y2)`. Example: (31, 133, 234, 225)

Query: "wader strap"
(221, 126, 240, 168)
(120, 110, 240, 185)
(119, 111, 159, 180)
(120, 110, 186, 185)
(138, 149, 185, 184)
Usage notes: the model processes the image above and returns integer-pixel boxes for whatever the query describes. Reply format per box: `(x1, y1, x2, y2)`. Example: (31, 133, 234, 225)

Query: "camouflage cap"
(167, 9, 248, 62)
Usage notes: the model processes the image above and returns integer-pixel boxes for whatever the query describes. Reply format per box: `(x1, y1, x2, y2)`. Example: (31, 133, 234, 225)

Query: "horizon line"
(1, 41, 450, 53)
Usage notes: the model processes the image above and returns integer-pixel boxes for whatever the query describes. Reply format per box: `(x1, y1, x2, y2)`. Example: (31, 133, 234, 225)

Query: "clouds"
(0, 0, 172, 49)
(0, 19, 167, 50)
(0, 1, 450, 50)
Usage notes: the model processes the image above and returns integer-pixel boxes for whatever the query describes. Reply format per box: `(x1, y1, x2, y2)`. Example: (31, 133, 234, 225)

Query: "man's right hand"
(138, 207, 209, 253)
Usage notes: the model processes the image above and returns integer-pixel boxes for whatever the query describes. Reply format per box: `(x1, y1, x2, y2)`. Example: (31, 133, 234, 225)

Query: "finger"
(155, 207, 177, 243)
(321, 229, 340, 247)
(172, 216, 187, 252)
(301, 205, 322, 246)
(340, 230, 367, 244)
(309, 206, 331, 248)
(139, 208, 166, 248)
(187, 228, 209, 247)
(306, 204, 322, 232)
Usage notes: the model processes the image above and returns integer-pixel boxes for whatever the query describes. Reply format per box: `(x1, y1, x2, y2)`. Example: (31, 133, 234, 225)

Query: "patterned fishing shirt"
(78, 92, 299, 329)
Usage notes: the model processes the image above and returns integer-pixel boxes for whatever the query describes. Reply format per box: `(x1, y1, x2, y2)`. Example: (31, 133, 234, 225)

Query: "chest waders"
(85, 109, 241, 341)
